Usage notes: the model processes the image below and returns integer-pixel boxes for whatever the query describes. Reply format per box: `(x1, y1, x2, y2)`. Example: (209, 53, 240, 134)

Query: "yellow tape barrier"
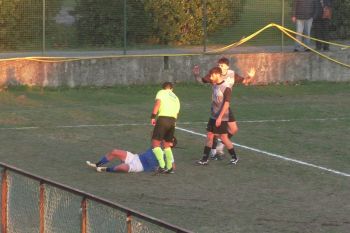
(0, 23, 349, 68)
(206, 23, 350, 68)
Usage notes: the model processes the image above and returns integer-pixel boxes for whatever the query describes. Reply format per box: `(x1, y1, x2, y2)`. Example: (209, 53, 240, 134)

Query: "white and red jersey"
(222, 70, 235, 88)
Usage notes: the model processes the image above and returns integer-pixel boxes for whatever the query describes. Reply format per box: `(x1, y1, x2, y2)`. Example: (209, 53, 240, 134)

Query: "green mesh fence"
(131, 216, 174, 233)
(0, 0, 349, 56)
(0, 165, 192, 233)
(7, 171, 40, 233)
(87, 200, 127, 233)
(44, 185, 82, 233)
(0, 168, 2, 233)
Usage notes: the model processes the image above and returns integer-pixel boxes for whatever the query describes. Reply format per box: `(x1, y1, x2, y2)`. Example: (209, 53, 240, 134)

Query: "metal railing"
(0, 162, 193, 233)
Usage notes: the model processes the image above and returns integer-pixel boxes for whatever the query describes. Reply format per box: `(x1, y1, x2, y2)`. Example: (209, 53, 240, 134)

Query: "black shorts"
(228, 109, 236, 122)
(152, 116, 176, 142)
(206, 118, 229, 134)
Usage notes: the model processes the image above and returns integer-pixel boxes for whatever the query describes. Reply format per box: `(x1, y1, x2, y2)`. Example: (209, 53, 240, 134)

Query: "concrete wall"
(0, 51, 349, 87)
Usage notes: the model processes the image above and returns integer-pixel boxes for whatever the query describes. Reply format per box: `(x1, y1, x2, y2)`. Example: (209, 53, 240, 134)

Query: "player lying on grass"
(86, 137, 177, 174)
(193, 57, 255, 160)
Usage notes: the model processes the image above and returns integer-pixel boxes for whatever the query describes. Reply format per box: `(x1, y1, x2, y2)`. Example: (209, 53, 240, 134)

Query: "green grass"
(209, 0, 295, 46)
(1, 82, 350, 233)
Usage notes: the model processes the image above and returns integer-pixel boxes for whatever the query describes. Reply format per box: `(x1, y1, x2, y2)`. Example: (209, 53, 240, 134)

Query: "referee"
(151, 82, 180, 173)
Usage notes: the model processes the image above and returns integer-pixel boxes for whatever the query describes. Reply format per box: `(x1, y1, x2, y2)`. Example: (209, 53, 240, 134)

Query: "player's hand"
(292, 16, 296, 23)
(215, 118, 222, 127)
(247, 67, 255, 78)
(151, 118, 156, 126)
(243, 68, 256, 86)
(192, 65, 200, 76)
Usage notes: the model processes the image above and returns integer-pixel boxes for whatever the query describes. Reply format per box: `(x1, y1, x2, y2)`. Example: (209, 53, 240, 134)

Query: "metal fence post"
(42, 0, 46, 55)
(123, 0, 127, 55)
(39, 182, 45, 233)
(281, 0, 285, 51)
(1, 169, 8, 233)
(202, 0, 207, 53)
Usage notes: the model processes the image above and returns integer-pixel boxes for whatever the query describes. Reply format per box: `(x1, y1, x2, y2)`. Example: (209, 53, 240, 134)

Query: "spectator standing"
(292, 0, 320, 52)
(313, 0, 332, 51)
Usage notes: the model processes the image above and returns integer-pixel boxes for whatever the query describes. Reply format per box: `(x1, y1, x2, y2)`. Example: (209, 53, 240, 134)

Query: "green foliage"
(74, 0, 123, 47)
(0, 0, 63, 51)
(143, 0, 245, 45)
(331, 0, 350, 39)
(74, 0, 153, 47)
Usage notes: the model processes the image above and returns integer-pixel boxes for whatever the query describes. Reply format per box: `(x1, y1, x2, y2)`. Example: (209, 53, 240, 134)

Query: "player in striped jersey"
(193, 57, 255, 160)
(196, 67, 239, 165)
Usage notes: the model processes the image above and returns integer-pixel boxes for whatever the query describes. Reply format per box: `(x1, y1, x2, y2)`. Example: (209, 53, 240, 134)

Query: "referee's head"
(162, 81, 173, 90)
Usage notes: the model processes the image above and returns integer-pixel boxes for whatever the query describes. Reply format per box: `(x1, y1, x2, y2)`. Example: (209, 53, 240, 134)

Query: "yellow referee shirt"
(155, 89, 180, 119)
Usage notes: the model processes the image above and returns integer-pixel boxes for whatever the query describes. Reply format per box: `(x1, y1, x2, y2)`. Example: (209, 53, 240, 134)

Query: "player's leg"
(86, 149, 127, 168)
(151, 117, 167, 170)
(219, 133, 239, 165)
(98, 152, 144, 173)
(210, 136, 218, 159)
(216, 110, 238, 157)
(163, 124, 176, 171)
(197, 118, 215, 165)
(97, 163, 130, 173)
(228, 121, 238, 136)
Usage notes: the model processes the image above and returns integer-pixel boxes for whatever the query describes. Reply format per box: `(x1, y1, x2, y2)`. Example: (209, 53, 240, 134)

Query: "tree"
(74, 0, 153, 47)
(331, 0, 350, 39)
(0, 0, 63, 51)
(143, 0, 245, 45)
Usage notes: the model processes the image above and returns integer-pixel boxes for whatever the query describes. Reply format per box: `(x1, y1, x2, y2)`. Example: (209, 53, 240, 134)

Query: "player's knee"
(229, 126, 238, 135)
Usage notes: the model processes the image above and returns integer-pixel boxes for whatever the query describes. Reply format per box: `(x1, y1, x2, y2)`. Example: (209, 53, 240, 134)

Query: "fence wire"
(0, 0, 348, 57)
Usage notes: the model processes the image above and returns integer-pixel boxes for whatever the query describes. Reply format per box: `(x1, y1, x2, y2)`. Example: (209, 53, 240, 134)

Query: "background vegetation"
(0, 0, 349, 51)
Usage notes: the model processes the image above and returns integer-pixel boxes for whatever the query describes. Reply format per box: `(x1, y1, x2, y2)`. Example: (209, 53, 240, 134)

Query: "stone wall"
(0, 52, 349, 87)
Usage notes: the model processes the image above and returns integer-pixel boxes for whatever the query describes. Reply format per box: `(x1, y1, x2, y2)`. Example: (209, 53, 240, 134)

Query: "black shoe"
(155, 167, 167, 174)
(166, 167, 175, 174)
(304, 49, 311, 52)
(323, 47, 329, 51)
(211, 153, 223, 161)
(229, 157, 239, 165)
(293, 49, 299, 52)
(196, 159, 209, 165)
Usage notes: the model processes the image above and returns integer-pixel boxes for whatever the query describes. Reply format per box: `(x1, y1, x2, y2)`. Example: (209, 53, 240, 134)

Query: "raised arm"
(193, 65, 212, 84)
(234, 67, 256, 85)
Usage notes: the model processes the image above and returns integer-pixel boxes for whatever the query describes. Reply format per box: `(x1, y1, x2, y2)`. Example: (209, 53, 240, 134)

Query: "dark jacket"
(315, 0, 332, 19)
(292, 0, 320, 20)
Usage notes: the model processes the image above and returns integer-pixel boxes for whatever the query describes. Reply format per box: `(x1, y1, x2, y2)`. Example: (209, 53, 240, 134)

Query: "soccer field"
(1, 82, 350, 233)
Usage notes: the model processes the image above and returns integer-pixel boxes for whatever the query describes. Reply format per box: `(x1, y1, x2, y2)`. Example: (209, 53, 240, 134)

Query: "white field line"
(1, 119, 349, 177)
(1, 117, 348, 130)
(175, 126, 350, 178)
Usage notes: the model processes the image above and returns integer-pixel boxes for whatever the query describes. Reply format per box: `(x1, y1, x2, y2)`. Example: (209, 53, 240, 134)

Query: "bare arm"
(193, 65, 212, 84)
(216, 101, 230, 127)
(151, 99, 161, 126)
(235, 68, 256, 85)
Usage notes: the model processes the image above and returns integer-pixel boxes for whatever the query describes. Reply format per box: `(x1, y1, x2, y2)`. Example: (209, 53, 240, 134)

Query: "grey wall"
(0, 52, 349, 87)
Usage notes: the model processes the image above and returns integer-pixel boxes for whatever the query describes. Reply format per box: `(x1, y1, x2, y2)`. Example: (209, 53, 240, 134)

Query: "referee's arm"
(151, 99, 161, 125)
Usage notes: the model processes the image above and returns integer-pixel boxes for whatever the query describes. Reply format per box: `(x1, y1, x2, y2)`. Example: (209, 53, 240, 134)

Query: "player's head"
(209, 67, 222, 83)
(162, 81, 173, 90)
(218, 57, 229, 66)
(218, 57, 230, 74)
